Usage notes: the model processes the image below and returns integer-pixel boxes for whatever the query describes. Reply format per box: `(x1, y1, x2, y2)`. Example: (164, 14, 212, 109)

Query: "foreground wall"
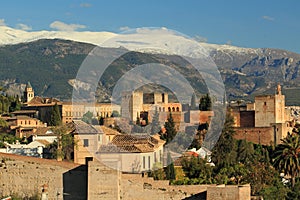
(0, 153, 86, 200)
(0, 153, 251, 200)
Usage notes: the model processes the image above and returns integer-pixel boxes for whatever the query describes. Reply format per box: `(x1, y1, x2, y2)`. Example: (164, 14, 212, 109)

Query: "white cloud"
(49, 21, 86, 31)
(0, 19, 7, 26)
(80, 3, 92, 8)
(119, 26, 130, 31)
(262, 15, 274, 21)
(16, 23, 32, 31)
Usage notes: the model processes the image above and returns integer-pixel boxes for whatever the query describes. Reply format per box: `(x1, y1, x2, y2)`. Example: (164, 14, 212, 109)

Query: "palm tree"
(273, 133, 300, 188)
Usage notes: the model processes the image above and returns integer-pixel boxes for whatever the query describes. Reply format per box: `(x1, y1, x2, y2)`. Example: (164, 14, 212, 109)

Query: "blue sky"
(1, 0, 300, 53)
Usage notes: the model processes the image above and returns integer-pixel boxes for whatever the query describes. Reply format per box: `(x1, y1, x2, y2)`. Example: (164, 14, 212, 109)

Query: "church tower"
(24, 82, 34, 103)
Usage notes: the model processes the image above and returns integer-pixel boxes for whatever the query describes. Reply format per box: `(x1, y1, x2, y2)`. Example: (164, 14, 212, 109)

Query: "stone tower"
(254, 83, 285, 127)
(24, 82, 34, 103)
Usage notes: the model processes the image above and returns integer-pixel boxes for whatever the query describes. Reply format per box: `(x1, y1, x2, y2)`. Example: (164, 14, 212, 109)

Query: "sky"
(1, 0, 300, 53)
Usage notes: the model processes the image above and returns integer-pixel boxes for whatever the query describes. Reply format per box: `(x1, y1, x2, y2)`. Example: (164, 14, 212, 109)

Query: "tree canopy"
(199, 94, 212, 111)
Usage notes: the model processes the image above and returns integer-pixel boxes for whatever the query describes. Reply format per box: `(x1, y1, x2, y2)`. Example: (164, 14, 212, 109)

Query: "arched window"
(159, 107, 161, 112)
(172, 107, 175, 112)
(176, 107, 179, 112)
(168, 107, 171, 112)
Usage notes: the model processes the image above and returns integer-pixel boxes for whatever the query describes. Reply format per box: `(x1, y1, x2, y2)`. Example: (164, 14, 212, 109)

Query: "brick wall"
(240, 111, 255, 127)
(234, 127, 274, 145)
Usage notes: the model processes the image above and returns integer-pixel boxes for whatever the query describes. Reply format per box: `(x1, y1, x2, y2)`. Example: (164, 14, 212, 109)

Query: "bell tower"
(24, 82, 34, 103)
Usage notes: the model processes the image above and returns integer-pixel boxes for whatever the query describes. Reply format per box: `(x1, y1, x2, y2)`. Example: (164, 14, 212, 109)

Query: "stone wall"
(87, 158, 120, 200)
(0, 152, 251, 200)
(206, 184, 250, 200)
(0, 152, 86, 200)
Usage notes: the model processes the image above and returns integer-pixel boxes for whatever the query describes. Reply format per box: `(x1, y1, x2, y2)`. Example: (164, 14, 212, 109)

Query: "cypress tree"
(164, 112, 176, 144)
(50, 103, 62, 126)
(151, 108, 160, 134)
(165, 153, 176, 180)
(199, 94, 212, 111)
(99, 116, 104, 125)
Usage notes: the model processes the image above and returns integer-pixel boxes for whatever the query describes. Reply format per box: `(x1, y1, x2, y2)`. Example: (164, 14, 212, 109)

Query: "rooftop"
(71, 120, 101, 134)
(27, 96, 61, 106)
(99, 134, 165, 153)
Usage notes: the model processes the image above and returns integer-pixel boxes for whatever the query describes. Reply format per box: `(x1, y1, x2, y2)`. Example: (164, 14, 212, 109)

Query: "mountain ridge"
(1, 27, 300, 104)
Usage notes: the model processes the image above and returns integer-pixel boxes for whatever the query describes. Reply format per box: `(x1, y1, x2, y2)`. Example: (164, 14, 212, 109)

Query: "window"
(83, 139, 89, 147)
(159, 150, 162, 162)
(143, 156, 145, 169)
(264, 102, 267, 106)
(154, 152, 157, 162)
(148, 156, 151, 169)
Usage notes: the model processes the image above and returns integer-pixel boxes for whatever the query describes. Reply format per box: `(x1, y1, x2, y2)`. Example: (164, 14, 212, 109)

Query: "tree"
(199, 94, 212, 111)
(162, 112, 177, 144)
(190, 123, 209, 149)
(9, 98, 21, 112)
(273, 133, 300, 188)
(151, 162, 165, 180)
(0, 118, 8, 128)
(49, 125, 77, 161)
(111, 110, 120, 117)
(82, 111, 93, 124)
(99, 116, 105, 125)
(181, 155, 213, 184)
(49, 103, 61, 126)
(165, 153, 176, 180)
(211, 113, 237, 168)
(150, 107, 161, 134)
(237, 140, 255, 164)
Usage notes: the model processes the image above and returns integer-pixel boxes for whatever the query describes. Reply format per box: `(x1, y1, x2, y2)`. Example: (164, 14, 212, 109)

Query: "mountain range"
(1, 26, 300, 105)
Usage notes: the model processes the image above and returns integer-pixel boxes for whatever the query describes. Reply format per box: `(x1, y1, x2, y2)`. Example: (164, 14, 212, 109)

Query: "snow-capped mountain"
(0, 25, 261, 56)
(0, 25, 116, 46)
(2, 25, 300, 104)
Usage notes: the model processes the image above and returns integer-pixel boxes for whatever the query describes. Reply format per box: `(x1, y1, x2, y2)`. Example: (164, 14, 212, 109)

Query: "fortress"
(231, 83, 293, 145)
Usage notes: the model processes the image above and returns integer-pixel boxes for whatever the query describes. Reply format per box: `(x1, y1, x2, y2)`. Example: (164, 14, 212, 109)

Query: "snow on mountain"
(0, 25, 116, 46)
(0, 25, 260, 57)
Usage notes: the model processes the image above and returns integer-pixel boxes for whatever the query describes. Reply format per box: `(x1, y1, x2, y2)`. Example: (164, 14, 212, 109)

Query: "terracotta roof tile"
(99, 134, 165, 153)
(71, 120, 100, 134)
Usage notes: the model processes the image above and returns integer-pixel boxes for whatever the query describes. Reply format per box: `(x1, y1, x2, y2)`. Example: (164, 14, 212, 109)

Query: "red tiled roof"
(99, 134, 165, 153)
(27, 96, 61, 106)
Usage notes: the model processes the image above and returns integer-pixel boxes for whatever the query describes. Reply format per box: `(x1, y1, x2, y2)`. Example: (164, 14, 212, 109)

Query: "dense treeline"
(152, 113, 300, 199)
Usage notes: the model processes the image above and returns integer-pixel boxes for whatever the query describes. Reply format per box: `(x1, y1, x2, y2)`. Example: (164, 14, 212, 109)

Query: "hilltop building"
(20, 83, 120, 125)
(121, 91, 181, 123)
(231, 83, 293, 145)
